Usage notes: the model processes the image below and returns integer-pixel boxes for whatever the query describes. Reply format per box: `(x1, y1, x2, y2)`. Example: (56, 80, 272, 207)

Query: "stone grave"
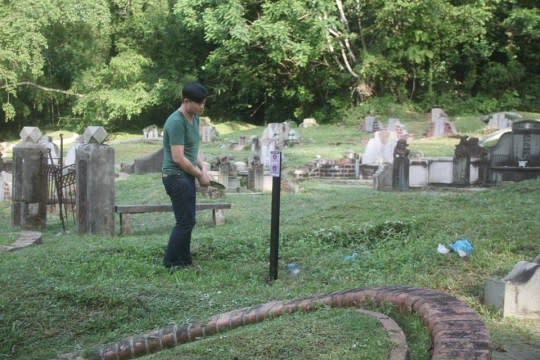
(299, 118, 318, 128)
(39, 135, 60, 164)
(484, 255, 540, 319)
(201, 125, 218, 143)
(142, 124, 160, 139)
(482, 111, 522, 130)
(392, 139, 409, 191)
(361, 130, 398, 165)
(426, 108, 457, 137)
(260, 122, 290, 167)
(488, 119, 540, 183)
(387, 118, 408, 139)
(362, 115, 384, 133)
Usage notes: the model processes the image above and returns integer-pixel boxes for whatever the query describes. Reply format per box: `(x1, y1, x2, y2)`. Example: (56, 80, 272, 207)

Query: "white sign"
(270, 151, 281, 177)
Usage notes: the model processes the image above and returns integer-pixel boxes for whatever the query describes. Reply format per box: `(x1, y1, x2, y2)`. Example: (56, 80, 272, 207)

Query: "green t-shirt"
(162, 110, 200, 175)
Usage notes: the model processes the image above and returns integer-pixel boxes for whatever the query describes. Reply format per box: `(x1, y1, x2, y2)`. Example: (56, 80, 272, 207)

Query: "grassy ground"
(1, 118, 540, 359)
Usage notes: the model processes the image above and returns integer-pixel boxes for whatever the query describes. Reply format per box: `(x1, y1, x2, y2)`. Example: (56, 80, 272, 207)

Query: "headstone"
(133, 148, 163, 174)
(11, 127, 48, 230)
(373, 164, 393, 191)
(484, 255, 540, 319)
(201, 125, 218, 143)
(38, 136, 59, 164)
(217, 158, 230, 189)
(388, 118, 408, 139)
(1, 171, 12, 201)
(393, 139, 410, 191)
(483, 112, 522, 130)
(361, 130, 398, 165)
(142, 124, 160, 139)
(453, 136, 470, 186)
(76, 126, 115, 236)
(248, 157, 264, 191)
(64, 136, 85, 167)
(429, 108, 457, 137)
(288, 129, 299, 145)
(260, 123, 289, 167)
(299, 118, 318, 128)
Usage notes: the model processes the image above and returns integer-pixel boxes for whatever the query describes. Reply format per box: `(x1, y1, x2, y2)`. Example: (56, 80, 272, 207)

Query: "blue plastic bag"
(449, 239, 474, 257)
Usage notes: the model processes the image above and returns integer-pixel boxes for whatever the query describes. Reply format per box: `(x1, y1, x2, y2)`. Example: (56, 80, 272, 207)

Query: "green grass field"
(1, 118, 539, 359)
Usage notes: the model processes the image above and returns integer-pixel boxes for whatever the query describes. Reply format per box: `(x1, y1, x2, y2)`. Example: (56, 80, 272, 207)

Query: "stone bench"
(115, 203, 232, 235)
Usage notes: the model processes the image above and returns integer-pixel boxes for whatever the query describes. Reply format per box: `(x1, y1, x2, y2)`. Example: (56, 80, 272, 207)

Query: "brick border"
(59, 286, 490, 360)
(355, 309, 408, 360)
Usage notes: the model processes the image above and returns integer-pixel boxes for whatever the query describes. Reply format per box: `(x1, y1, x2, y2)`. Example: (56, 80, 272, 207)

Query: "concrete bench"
(115, 203, 232, 235)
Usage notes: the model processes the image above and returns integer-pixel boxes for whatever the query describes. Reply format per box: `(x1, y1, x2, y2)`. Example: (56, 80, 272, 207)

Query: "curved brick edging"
(59, 286, 490, 360)
(355, 309, 408, 360)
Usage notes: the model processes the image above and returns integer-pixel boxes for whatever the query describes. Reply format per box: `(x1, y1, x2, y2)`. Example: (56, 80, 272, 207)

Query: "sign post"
(269, 150, 281, 281)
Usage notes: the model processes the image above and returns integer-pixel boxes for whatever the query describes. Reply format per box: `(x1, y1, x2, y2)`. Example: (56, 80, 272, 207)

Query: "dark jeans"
(162, 174, 196, 267)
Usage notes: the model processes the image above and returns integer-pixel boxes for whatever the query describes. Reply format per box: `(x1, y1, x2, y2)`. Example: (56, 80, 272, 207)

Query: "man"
(161, 82, 210, 269)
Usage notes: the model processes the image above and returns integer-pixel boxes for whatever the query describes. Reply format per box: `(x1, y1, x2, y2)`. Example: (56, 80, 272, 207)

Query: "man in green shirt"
(161, 82, 210, 269)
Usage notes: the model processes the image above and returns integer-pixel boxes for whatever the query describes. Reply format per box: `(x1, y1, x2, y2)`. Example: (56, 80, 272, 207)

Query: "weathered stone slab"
(0, 231, 42, 252)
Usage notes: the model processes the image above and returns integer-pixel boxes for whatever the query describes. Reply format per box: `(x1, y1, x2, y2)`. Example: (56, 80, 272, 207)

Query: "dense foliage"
(1, 0, 538, 134)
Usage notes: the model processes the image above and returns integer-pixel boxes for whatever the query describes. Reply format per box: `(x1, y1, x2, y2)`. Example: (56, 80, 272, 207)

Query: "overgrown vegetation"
(1, 121, 540, 359)
(1, 0, 539, 136)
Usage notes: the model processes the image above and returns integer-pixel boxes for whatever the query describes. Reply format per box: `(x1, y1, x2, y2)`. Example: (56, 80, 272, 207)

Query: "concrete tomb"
(484, 255, 540, 319)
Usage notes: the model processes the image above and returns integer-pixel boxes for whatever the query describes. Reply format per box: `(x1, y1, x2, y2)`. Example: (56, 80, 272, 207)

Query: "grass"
(1, 118, 540, 359)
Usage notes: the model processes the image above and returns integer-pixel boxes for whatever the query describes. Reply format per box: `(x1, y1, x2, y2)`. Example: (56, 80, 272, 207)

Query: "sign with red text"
(270, 151, 281, 177)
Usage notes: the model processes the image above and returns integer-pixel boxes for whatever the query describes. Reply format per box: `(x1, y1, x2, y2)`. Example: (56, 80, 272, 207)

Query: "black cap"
(182, 82, 208, 103)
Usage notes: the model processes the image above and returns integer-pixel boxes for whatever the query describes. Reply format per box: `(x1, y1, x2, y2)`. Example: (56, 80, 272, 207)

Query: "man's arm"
(171, 145, 210, 186)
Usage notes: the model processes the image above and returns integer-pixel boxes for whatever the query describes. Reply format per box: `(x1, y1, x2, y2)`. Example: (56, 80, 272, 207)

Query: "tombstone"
(392, 139, 410, 191)
(260, 123, 289, 167)
(484, 255, 540, 319)
(201, 125, 218, 143)
(361, 130, 398, 165)
(488, 120, 540, 183)
(64, 136, 85, 167)
(364, 115, 376, 132)
(388, 118, 408, 139)
(76, 126, 115, 236)
(483, 112, 522, 130)
(11, 127, 48, 230)
(373, 164, 393, 191)
(0, 171, 11, 201)
(429, 108, 457, 137)
(453, 136, 470, 186)
(287, 129, 300, 146)
(142, 124, 160, 139)
(133, 148, 163, 174)
(217, 157, 230, 189)
(299, 118, 318, 128)
(38, 136, 59, 164)
(363, 115, 384, 133)
(248, 157, 264, 191)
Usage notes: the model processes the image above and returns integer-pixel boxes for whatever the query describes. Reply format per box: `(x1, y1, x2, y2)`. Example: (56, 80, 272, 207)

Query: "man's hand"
(198, 169, 210, 187)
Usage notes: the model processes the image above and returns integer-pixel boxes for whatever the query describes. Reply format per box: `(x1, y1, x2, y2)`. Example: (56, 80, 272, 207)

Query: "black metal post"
(269, 153, 281, 281)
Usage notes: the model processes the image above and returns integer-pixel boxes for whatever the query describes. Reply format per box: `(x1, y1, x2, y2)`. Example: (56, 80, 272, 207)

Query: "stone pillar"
(11, 127, 48, 230)
(392, 139, 410, 191)
(248, 160, 264, 191)
(453, 136, 470, 186)
(76, 126, 115, 236)
(217, 162, 230, 189)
